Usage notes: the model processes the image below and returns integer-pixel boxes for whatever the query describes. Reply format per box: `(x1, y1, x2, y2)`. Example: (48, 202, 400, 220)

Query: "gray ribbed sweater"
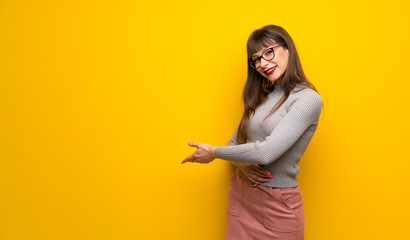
(215, 83, 323, 188)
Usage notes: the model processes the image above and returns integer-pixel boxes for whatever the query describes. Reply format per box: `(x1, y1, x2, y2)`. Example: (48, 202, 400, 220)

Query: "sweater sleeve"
(215, 92, 323, 165)
(226, 124, 239, 146)
(226, 124, 239, 166)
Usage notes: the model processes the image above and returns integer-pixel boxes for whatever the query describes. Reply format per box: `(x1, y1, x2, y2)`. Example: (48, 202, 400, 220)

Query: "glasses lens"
(250, 59, 260, 69)
(256, 60, 261, 69)
(263, 48, 275, 61)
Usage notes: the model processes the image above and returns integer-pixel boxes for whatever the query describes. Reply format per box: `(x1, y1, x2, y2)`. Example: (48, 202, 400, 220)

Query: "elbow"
(254, 154, 274, 165)
(254, 149, 278, 165)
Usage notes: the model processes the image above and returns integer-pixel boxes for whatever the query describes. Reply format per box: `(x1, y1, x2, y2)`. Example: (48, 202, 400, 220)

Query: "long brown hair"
(236, 25, 324, 144)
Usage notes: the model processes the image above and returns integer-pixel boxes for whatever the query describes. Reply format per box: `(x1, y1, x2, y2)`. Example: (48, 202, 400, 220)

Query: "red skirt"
(225, 171, 304, 240)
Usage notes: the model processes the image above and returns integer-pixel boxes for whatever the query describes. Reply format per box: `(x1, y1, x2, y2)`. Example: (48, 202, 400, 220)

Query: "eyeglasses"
(249, 44, 284, 69)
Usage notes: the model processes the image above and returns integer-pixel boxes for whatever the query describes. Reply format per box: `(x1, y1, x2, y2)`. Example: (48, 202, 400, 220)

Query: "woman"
(182, 25, 323, 240)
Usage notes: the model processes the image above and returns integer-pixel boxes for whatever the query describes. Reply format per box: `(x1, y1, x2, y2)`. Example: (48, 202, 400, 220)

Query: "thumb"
(188, 142, 199, 148)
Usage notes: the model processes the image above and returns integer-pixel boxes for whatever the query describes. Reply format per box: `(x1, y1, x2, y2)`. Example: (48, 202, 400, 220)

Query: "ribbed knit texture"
(215, 83, 323, 188)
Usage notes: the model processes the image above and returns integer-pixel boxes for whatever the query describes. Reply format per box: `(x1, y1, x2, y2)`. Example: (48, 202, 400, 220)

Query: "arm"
(214, 92, 323, 165)
(181, 122, 240, 165)
(227, 124, 239, 146)
(181, 129, 272, 184)
(226, 121, 273, 184)
(226, 124, 239, 166)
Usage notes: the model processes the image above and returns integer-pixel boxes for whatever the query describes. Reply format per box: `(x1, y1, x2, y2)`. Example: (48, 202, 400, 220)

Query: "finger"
(247, 176, 259, 185)
(181, 154, 195, 164)
(249, 174, 270, 183)
(252, 171, 273, 180)
(252, 166, 273, 178)
(188, 142, 199, 148)
(254, 171, 274, 181)
(246, 166, 269, 177)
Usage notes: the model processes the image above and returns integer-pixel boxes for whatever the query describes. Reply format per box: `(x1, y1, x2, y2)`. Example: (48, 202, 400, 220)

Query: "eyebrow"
(252, 51, 263, 58)
(252, 46, 273, 57)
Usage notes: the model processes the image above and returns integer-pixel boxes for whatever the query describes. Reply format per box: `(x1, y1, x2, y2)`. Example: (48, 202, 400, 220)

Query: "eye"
(265, 49, 274, 55)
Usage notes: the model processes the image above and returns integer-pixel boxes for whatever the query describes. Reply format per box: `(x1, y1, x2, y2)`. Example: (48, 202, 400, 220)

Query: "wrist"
(211, 146, 217, 159)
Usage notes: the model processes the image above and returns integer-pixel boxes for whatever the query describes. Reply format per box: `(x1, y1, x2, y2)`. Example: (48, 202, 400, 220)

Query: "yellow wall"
(1, 0, 409, 239)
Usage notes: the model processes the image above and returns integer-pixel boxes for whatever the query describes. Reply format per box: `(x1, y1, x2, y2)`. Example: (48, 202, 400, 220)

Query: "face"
(251, 42, 289, 84)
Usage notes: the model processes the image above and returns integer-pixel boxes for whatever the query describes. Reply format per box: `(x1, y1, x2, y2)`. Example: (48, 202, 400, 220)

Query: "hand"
(235, 162, 273, 185)
(181, 142, 217, 164)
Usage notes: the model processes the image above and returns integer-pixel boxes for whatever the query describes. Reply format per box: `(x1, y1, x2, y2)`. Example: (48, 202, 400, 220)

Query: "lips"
(264, 66, 277, 75)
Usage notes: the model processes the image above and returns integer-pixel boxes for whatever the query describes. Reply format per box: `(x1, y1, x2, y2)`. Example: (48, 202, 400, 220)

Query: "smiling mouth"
(264, 66, 277, 75)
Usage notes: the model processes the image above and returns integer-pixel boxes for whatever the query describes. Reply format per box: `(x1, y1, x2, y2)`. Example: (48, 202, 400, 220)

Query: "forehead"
(250, 38, 278, 57)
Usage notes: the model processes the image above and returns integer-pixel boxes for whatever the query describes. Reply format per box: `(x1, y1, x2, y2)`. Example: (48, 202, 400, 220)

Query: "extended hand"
(181, 142, 217, 164)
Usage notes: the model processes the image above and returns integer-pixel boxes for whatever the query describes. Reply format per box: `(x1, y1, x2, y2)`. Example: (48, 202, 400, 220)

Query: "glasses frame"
(249, 44, 284, 69)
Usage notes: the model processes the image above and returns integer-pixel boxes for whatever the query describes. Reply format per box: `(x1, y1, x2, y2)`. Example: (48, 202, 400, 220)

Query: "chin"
(267, 72, 283, 82)
(267, 76, 279, 82)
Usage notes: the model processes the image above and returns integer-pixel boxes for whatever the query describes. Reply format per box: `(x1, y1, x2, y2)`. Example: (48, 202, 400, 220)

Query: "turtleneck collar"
(272, 83, 284, 93)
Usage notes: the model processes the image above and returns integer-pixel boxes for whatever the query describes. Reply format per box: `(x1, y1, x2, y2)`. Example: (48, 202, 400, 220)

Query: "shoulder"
(286, 85, 323, 117)
(290, 85, 322, 104)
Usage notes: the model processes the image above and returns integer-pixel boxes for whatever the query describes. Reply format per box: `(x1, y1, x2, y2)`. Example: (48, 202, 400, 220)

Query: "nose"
(260, 57, 270, 68)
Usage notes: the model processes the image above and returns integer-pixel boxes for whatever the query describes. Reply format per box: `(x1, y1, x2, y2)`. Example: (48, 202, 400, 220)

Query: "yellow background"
(1, 0, 409, 239)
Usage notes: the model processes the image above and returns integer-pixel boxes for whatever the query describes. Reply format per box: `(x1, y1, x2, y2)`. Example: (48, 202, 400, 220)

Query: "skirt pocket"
(279, 185, 303, 210)
(227, 173, 244, 217)
(262, 186, 300, 233)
